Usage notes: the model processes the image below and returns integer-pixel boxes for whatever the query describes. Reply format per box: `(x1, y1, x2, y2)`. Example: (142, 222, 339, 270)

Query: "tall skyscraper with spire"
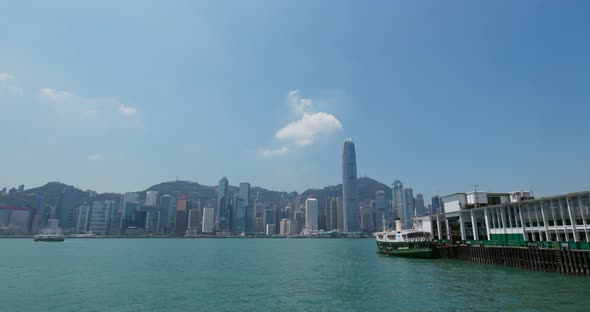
(342, 138, 359, 232)
(216, 177, 230, 232)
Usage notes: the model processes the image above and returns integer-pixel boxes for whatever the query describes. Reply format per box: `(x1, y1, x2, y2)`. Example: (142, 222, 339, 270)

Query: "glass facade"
(342, 139, 359, 232)
(216, 177, 229, 232)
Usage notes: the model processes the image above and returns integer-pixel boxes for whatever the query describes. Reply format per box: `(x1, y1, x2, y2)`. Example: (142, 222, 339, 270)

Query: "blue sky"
(1, 1, 589, 199)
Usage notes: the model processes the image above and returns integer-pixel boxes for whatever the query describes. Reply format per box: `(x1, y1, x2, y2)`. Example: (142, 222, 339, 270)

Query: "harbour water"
(1, 238, 588, 311)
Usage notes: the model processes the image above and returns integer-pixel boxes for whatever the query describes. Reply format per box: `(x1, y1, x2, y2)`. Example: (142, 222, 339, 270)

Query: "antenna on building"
(473, 184, 479, 207)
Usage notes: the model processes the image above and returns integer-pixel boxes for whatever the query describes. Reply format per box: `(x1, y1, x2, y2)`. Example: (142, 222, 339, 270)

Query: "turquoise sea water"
(1, 238, 589, 312)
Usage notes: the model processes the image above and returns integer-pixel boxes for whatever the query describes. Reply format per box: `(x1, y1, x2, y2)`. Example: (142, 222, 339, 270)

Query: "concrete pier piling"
(437, 244, 590, 275)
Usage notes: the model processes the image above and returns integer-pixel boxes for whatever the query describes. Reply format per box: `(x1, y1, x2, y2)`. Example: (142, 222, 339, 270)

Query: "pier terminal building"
(417, 190, 590, 248)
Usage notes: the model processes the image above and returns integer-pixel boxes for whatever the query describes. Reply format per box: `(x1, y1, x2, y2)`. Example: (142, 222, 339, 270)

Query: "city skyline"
(1, 1, 590, 199)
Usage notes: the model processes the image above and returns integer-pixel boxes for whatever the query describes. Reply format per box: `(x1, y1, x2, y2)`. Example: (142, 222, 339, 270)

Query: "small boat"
(375, 219, 436, 259)
(34, 234, 65, 242)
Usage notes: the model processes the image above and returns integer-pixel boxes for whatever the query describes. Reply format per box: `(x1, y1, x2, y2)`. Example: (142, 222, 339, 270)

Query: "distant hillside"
(300, 177, 392, 208)
(144, 180, 291, 206)
(1, 177, 392, 210)
(24, 182, 87, 207)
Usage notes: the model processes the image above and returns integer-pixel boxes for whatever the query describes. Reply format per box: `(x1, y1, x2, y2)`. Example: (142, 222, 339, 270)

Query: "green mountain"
(300, 177, 392, 208)
(1, 177, 392, 210)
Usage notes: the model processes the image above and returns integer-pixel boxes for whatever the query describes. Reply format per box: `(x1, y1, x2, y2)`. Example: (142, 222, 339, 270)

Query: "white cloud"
(0, 73, 23, 97)
(261, 146, 289, 158)
(259, 90, 343, 158)
(275, 112, 343, 146)
(0, 73, 14, 81)
(118, 105, 137, 116)
(40, 87, 70, 98)
(287, 89, 313, 114)
(39, 87, 138, 118)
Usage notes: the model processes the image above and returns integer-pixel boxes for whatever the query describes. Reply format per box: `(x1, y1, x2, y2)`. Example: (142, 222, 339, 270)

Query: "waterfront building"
(401, 188, 415, 229)
(375, 191, 387, 230)
(120, 193, 140, 212)
(336, 197, 344, 232)
(265, 224, 276, 235)
(216, 177, 230, 232)
(145, 191, 158, 207)
(175, 196, 188, 236)
(255, 217, 264, 233)
(274, 204, 282, 233)
(89, 201, 114, 235)
(287, 219, 298, 235)
(201, 207, 215, 233)
(280, 218, 289, 235)
(0, 206, 33, 235)
(18, 184, 24, 192)
(325, 197, 338, 231)
(415, 193, 426, 217)
(121, 201, 140, 233)
(419, 190, 590, 244)
(232, 182, 250, 234)
(263, 207, 274, 231)
(342, 139, 359, 232)
(188, 208, 202, 232)
(305, 198, 319, 231)
(360, 206, 373, 232)
(120, 193, 140, 232)
(31, 194, 47, 231)
(57, 186, 77, 230)
(145, 210, 160, 233)
(391, 180, 403, 222)
(294, 211, 305, 234)
(75, 205, 91, 233)
(158, 195, 176, 234)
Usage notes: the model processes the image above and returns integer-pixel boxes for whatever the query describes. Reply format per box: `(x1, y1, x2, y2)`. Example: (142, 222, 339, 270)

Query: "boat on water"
(34, 219, 64, 242)
(33, 234, 65, 242)
(375, 220, 436, 259)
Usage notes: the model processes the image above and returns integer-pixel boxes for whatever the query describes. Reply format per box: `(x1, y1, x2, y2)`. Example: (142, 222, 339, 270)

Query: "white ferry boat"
(375, 219, 436, 259)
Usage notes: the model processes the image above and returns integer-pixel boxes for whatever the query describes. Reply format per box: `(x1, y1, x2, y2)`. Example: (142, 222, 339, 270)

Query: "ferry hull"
(377, 242, 438, 259)
(34, 236, 65, 242)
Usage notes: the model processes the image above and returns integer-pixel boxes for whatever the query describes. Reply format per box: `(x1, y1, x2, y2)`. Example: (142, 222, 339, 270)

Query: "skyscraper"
(145, 210, 160, 233)
(175, 196, 188, 236)
(187, 208, 201, 233)
(75, 205, 90, 233)
(342, 139, 359, 232)
(263, 207, 274, 231)
(402, 188, 415, 229)
(360, 206, 373, 232)
(305, 198, 319, 231)
(145, 191, 158, 207)
(232, 182, 250, 234)
(391, 180, 403, 221)
(158, 195, 175, 234)
(414, 193, 426, 217)
(57, 186, 77, 230)
(119, 192, 140, 232)
(431, 195, 443, 214)
(216, 177, 229, 232)
(89, 200, 114, 235)
(336, 196, 344, 232)
(375, 191, 387, 230)
(325, 197, 338, 231)
(201, 207, 215, 233)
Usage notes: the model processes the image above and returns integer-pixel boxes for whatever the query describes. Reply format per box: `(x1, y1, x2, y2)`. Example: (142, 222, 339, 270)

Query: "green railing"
(452, 240, 590, 250)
